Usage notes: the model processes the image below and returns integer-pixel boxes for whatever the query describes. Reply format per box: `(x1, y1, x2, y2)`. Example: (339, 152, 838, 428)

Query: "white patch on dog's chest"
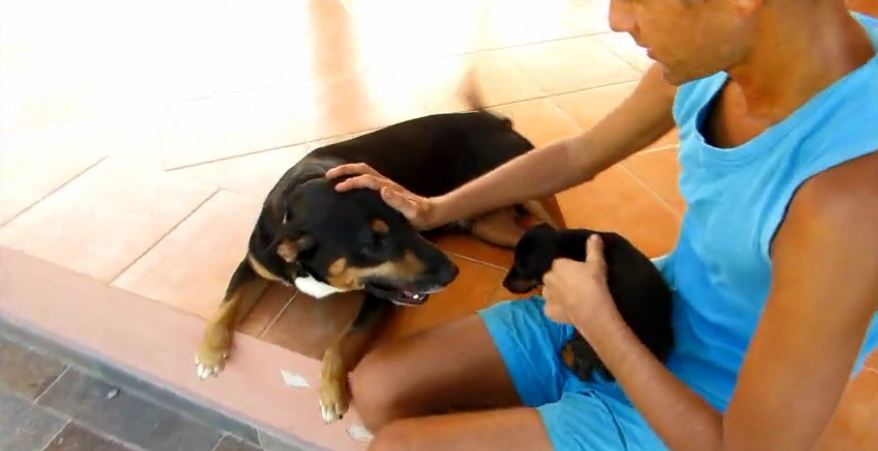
(294, 275, 345, 299)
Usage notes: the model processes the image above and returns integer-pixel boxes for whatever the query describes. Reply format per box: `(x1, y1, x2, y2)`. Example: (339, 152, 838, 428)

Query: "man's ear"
(275, 234, 315, 263)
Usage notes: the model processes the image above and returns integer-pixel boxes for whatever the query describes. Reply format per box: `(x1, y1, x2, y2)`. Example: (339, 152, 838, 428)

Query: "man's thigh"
(368, 407, 552, 451)
(368, 392, 637, 451)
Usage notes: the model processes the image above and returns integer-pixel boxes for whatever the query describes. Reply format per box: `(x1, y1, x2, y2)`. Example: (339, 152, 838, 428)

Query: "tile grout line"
(164, 78, 640, 173)
(617, 164, 683, 220)
(208, 433, 228, 451)
(107, 189, 221, 285)
(445, 250, 509, 272)
(38, 418, 70, 451)
(0, 156, 108, 228)
(33, 366, 70, 406)
(258, 291, 300, 339)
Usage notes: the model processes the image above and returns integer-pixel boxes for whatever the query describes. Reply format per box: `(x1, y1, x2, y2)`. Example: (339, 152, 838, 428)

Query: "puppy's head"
(269, 178, 458, 306)
(502, 223, 560, 293)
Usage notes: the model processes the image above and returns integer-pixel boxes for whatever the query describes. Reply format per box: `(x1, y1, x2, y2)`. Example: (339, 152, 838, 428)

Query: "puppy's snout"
(503, 274, 537, 294)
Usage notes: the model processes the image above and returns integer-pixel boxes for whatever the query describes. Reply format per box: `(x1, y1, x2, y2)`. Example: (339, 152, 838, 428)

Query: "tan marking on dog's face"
(247, 254, 285, 283)
(371, 219, 389, 234)
(326, 251, 425, 290)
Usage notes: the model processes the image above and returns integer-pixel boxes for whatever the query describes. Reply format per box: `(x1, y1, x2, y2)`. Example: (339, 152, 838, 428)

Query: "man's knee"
(350, 351, 403, 432)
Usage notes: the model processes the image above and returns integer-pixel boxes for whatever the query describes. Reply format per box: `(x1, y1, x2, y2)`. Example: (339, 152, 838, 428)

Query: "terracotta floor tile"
(375, 255, 506, 345)
(238, 284, 298, 338)
(492, 98, 582, 148)
(556, 165, 681, 257)
(572, 0, 614, 35)
(0, 158, 215, 281)
(817, 368, 878, 450)
(158, 89, 316, 170)
(297, 71, 422, 140)
(344, 1, 483, 65)
(431, 233, 515, 270)
(0, 131, 103, 224)
(261, 291, 365, 361)
(552, 82, 679, 149)
(173, 145, 311, 200)
(552, 81, 638, 127)
(510, 36, 642, 96)
(112, 190, 262, 318)
(0, 110, 166, 225)
(622, 147, 686, 216)
(400, 51, 545, 115)
(480, 1, 604, 49)
(593, 32, 654, 72)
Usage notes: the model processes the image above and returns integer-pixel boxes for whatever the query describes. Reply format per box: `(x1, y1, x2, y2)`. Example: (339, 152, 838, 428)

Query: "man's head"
(609, 0, 764, 85)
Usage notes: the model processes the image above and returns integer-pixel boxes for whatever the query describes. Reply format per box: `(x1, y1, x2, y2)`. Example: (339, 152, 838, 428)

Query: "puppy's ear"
(275, 234, 314, 263)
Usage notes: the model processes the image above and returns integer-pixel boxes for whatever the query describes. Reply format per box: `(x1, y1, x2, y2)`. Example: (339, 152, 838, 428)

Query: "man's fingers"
(334, 174, 385, 192)
(325, 163, 379, 180)
(381, 187, 418, 220)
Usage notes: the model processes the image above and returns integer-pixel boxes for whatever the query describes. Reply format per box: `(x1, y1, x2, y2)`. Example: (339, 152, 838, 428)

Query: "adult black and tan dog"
(503, 224, 674, 381)
(194, 93, 562, 423)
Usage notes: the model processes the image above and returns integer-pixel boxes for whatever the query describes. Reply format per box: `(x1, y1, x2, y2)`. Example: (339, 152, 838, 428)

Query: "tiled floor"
(1, 0, 876, 449)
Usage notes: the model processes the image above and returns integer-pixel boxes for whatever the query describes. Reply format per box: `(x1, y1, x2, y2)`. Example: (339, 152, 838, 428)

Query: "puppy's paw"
(195, 325, 231, 380)
(319, 381, 350, 424)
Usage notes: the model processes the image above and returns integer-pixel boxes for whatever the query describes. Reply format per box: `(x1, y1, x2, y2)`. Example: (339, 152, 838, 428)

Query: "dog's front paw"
(195, 324, 231, 379)
(319, 380, 350, 424)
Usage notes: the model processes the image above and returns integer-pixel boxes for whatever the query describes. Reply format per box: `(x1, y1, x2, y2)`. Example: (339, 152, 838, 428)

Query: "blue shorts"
(479, 297, 668, 451)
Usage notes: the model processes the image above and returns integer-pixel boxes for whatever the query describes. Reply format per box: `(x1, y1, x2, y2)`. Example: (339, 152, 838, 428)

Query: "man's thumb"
(586, 234, 604, 263)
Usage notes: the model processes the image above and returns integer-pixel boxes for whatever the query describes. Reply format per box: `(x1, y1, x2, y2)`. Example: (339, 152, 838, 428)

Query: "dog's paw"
(195, 326, 231, 380)
(195, 346, 228, 379)
(319, 381, 350, 424)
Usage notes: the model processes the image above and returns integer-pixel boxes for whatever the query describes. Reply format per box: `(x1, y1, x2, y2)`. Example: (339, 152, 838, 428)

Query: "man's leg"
(349, 314, 522, 431)
(368, 407, 552, 451)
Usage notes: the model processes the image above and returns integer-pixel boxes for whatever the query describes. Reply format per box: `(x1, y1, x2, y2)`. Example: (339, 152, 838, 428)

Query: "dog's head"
(503, 224, 591, 293)
(266, 177, 458, 306)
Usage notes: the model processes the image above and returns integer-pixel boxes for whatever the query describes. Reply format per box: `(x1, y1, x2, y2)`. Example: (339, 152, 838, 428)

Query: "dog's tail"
(458, 67, 514, 127)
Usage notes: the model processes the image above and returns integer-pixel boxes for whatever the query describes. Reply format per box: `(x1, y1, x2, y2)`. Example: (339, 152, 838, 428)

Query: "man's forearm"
(432, 63, 677, 225)
(576, 308, 724, 451)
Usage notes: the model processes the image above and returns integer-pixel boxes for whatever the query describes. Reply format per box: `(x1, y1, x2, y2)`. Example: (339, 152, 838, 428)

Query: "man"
(326, 0, 878, 449)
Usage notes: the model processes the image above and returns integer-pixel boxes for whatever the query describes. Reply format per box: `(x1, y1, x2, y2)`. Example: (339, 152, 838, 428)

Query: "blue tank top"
(656, 12, 878, 411)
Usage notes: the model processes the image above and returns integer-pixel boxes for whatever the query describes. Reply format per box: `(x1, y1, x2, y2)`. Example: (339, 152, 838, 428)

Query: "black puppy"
(503, 224, 674, 381)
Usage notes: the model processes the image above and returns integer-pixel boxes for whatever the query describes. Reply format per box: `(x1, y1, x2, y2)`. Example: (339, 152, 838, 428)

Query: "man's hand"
(542, 234, 618, 329)
(326, 163, 442, 230)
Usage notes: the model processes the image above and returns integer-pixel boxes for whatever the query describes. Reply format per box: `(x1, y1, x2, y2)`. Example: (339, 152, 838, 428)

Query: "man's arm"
(329, 63, 676, 229)
(432, 63, 676, 225)
(570, 151, 878, 451)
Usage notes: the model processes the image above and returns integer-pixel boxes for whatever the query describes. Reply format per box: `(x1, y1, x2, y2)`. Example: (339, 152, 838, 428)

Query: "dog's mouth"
(365, 281, 432, 306)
